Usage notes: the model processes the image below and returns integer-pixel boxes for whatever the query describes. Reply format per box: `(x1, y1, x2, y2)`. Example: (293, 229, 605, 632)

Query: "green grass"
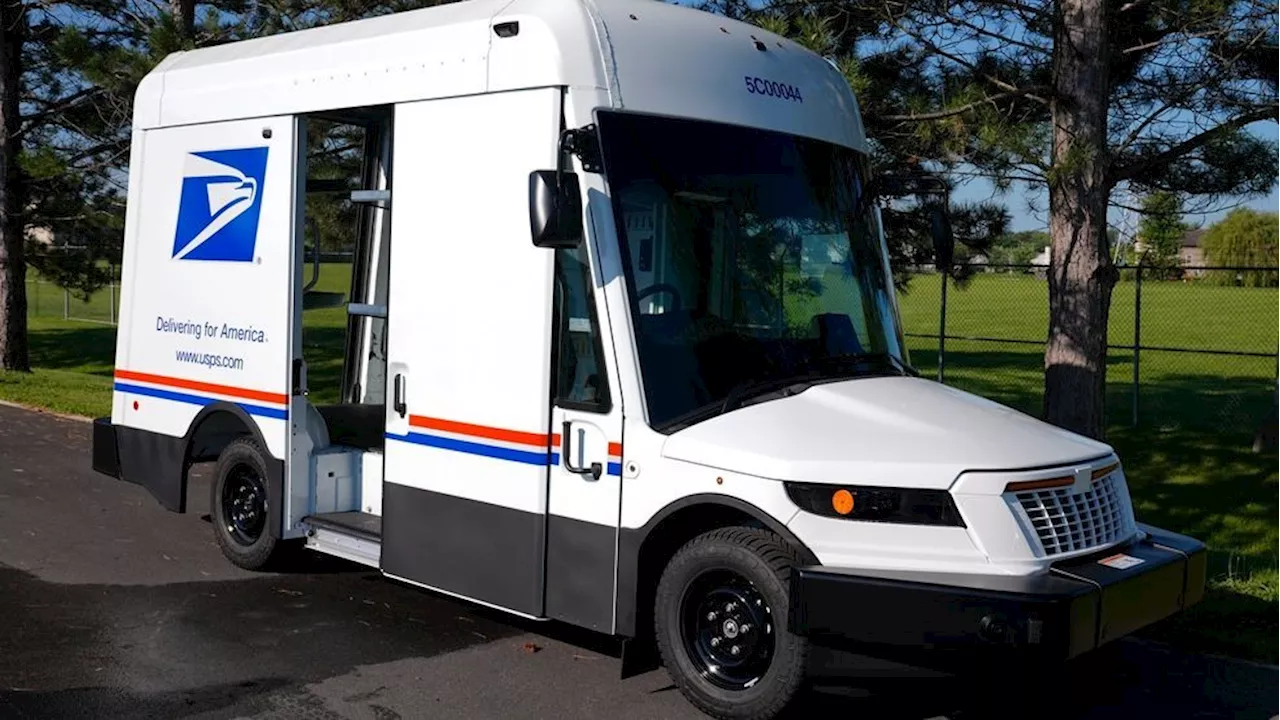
(895, 271, 1278, 664)
(2, 266, 1276, 664)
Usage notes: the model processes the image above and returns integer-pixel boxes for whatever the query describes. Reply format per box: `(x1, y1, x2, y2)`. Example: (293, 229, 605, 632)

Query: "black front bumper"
(788, 524, 1206, 670)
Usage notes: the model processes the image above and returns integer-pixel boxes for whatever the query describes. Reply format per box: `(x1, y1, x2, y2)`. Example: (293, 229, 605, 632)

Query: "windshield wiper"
(803, 352, 917, 377)
(654, 354, 917, 434)
(656, 371, 836, 434)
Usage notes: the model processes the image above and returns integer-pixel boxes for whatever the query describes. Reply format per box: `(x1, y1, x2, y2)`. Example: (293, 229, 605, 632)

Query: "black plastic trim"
(104, 406, 284, 542)
(92, 417, 121, 479)
(545, 513, 617, 633)
(115, 424, 188, 513)
(382, 483, 545, 617)
(786, 525, 1206, 671)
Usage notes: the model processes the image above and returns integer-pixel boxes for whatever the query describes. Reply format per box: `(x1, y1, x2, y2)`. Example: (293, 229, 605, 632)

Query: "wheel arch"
(184, 402, 270, 466)
(616, 494, 818, 643)
(183, 403, 286, 539)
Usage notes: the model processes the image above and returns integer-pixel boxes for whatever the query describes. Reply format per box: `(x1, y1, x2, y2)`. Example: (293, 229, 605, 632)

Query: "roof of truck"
(135, 0, 866, 151)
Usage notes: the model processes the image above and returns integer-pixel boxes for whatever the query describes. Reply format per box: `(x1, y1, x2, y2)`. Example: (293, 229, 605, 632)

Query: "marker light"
(831, 489, 854, 515)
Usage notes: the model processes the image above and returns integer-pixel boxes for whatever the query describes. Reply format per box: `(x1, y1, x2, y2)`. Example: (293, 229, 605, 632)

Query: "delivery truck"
(90, 0, 1207, 717)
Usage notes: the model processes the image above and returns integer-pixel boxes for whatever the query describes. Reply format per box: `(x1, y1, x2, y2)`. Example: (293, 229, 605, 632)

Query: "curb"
(0, 399, 94, 424)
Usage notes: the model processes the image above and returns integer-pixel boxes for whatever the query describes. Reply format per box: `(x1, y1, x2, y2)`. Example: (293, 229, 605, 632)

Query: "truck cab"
(90, 1, 1206, 718)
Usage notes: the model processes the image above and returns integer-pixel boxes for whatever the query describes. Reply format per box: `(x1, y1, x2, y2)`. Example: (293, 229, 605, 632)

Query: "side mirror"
(928, 203, 954, 269)
(529, 170, 583, 249)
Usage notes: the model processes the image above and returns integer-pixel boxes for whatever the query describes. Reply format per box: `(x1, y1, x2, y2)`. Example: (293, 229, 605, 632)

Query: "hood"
(661, 376, 1113, 489)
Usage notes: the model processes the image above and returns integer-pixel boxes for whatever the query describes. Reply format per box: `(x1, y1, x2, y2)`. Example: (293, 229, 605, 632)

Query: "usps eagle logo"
(172, 147, 269, 262)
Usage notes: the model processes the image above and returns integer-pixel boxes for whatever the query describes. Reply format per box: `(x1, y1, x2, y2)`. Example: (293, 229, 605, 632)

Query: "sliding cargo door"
(380, 89, 561, 616)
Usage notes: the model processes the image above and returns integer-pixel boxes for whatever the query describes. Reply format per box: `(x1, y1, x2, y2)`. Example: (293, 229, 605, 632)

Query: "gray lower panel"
(381, 483, 545, 617)
(545, 514, 617, 633)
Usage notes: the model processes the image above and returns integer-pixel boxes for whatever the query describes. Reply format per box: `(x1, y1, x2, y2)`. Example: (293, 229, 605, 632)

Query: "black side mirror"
(928, 203, 954, 269)
(529, 169, 583, 249)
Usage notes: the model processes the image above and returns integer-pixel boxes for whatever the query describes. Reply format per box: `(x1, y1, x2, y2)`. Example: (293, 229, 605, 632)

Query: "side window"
(553, 245, 611, 411)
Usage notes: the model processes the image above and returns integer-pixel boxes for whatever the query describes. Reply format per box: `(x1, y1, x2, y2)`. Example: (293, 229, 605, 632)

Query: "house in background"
(1179, 228, 1206, 276)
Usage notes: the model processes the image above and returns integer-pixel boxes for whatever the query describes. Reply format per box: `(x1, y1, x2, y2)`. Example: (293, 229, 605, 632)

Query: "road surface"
(0, 403, 1275, 719)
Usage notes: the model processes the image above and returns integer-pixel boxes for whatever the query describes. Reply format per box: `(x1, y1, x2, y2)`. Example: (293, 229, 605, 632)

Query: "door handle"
(562, 420, 602, 480)
(393, 374, 407, 418)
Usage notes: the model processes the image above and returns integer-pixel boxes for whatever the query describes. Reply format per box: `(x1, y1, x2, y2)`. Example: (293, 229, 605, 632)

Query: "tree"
(870, 0, 1278, 438)
(1, 0, 30, 372)
(0, 1, 452, 371)
(170, 0, 195, 42)
(1134, 191, 1188, 278)
(1200, 207, 1279, 286)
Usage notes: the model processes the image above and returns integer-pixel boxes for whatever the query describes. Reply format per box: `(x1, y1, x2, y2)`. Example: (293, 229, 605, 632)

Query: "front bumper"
(788, 524, 1205, 670)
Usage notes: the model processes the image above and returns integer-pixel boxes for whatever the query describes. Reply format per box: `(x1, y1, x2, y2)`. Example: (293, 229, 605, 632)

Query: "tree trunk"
(1044, 0, 1114, 439)
(170, 0, 195, 41)
(0, 1, 30, 373)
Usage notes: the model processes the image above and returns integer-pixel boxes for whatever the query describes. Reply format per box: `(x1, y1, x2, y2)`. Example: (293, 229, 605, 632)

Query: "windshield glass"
(596, 111, 910, 432)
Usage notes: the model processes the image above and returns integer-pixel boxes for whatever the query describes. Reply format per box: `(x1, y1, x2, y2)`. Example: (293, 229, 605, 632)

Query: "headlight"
(784, 482, 966, 527)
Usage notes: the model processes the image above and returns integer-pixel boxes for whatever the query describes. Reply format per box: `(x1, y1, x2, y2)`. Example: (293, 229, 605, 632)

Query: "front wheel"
(654, 527, 809, 720)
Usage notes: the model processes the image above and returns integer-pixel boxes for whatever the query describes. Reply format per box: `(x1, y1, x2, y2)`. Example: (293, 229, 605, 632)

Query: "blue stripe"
(607, 462, 623, 477)
(114, 382, 287, 420)
(386, 430, 556, 467)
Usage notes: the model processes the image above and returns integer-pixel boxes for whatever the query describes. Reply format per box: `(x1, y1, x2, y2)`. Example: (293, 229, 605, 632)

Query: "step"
(305, 511, 382, 541)
(304, 511, 382, 568)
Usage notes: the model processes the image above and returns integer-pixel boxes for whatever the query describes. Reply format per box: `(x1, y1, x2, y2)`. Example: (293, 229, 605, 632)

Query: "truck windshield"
(596, 110, 910, 433)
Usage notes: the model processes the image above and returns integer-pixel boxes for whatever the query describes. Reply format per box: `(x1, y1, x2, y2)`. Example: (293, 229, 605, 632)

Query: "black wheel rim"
(221, 463, 267, 546)
(679, 569, 776, 691)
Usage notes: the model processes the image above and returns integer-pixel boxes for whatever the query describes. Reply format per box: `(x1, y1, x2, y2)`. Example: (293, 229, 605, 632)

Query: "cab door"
(544, 236, 626, 633)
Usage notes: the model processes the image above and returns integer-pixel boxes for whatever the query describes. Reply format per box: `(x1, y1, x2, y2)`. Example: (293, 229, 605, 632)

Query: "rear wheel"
(211, 437, 290, 570)
(654, 527, 809, 720)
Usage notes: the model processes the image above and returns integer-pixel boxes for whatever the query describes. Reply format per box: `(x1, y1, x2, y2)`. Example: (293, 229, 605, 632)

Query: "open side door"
(379, 88, 562, 616)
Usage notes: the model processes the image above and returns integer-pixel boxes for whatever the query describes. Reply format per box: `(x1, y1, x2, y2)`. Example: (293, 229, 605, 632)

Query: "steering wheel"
(637, 283, 683, 314)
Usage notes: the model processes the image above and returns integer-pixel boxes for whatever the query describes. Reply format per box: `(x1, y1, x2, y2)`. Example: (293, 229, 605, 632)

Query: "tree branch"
(883, 86, 1050, 122)
(1110, 106, 1280, 182)
(17, 86, 103, 139)
(881, 4, 1050, 104)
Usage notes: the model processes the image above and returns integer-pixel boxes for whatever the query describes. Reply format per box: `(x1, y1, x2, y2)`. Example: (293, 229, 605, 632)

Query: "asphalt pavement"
(0, 402, 1276, 720)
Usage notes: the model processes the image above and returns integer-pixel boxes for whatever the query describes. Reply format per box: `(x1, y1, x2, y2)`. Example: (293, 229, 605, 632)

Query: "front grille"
(1016, 474, 1129, 556)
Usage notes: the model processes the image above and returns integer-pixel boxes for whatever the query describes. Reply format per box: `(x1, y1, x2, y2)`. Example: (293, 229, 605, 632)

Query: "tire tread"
(653, 525, 809, 720)
(212, 436, 292, 571)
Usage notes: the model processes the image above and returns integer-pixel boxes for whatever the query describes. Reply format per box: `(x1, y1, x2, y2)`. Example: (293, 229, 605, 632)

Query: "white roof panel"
(135, 0, 866, 152)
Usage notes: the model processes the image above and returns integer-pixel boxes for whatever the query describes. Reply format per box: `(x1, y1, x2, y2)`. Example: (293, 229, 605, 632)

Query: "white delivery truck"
(90, 0, 1207, 717)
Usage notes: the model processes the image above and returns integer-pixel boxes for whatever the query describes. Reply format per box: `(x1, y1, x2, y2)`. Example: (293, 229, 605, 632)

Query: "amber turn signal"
(832, 488, 855, 515)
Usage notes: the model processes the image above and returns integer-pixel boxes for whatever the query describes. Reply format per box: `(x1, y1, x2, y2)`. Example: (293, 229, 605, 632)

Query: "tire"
(210, 437, 289, 571)
(654, 527, 809, 720)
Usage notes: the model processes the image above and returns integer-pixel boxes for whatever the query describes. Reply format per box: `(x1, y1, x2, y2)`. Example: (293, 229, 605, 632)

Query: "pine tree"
(869, 0, 1276, 437)
(1, 0, 30, 372)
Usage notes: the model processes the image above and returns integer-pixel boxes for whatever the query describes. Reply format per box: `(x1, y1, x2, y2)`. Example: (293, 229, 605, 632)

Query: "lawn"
(2, 266, 1276, 664)
(898, 270, 1278, 663)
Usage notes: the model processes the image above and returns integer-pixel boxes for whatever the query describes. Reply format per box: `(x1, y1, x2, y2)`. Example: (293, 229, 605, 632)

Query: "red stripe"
(608, 442, 623, 457)
(115, 369, 287, 405)
(410, 415, 557, 448)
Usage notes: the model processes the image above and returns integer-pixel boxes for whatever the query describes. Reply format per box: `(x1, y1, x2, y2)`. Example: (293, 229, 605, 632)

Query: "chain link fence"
(26, 277, 120, 325)
(898, 262, 1279, 434)
(26, 255, 1278, 435)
